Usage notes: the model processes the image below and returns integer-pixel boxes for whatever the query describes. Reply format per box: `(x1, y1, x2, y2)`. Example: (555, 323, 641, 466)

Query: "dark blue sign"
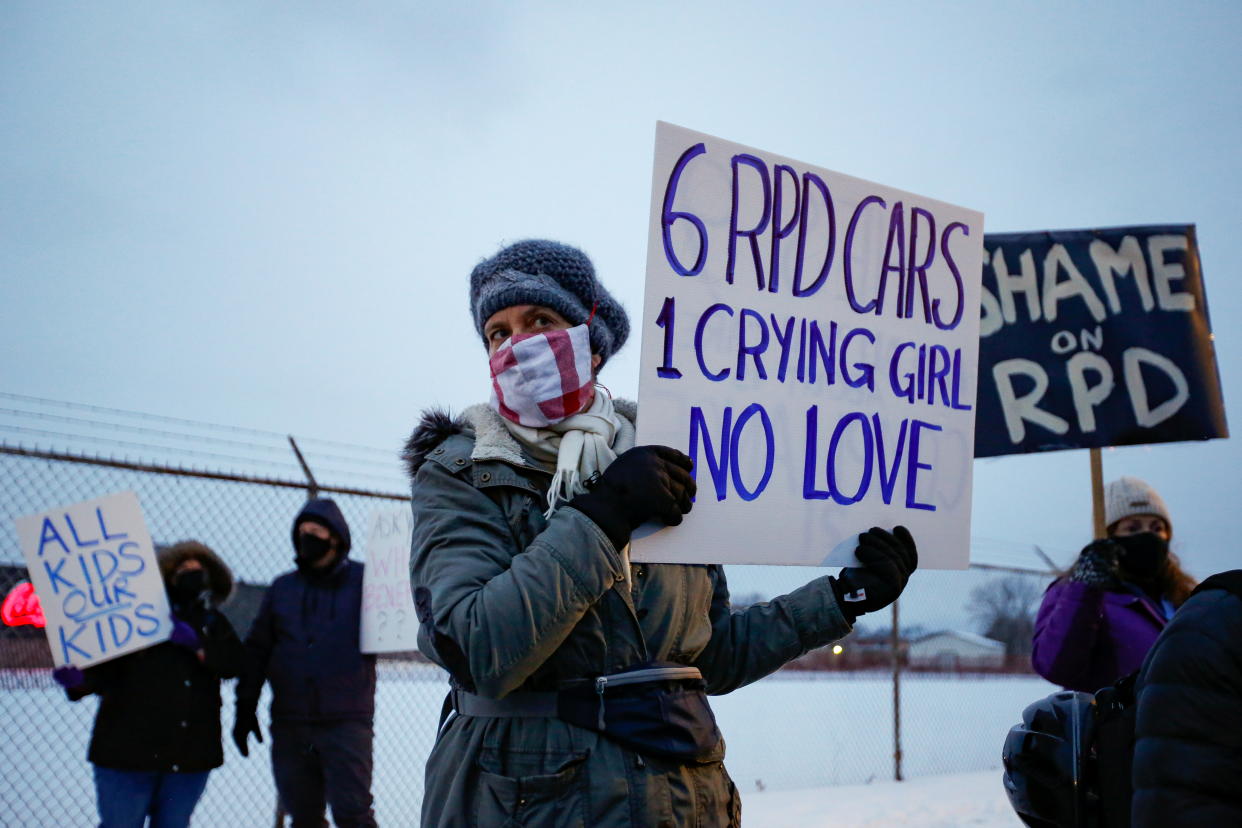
(975, 225, 1227, 457)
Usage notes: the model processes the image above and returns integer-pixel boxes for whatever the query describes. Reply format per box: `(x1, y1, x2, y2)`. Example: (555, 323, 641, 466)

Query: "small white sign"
(14, 491, 172, 667)
(633, 123, 985, 569)
(359, 506, 418, 653)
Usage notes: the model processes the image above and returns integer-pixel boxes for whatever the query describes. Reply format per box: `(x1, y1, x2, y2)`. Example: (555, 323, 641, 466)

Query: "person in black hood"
(1132, 569, 1242, 826)
(233, 497, 377, 828)
(53, 540, 245, 828)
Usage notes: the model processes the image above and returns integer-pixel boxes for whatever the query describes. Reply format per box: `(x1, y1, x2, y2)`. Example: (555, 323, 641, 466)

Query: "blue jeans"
(93, 765, 211, 828)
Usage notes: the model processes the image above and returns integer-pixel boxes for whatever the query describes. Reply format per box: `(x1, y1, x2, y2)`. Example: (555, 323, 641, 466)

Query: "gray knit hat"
(469, 239, 630, 368)
(1105, 476, 1172, 535)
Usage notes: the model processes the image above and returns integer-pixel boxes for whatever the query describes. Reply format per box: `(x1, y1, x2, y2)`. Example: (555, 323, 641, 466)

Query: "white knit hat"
(1105, 477, 1172, 535)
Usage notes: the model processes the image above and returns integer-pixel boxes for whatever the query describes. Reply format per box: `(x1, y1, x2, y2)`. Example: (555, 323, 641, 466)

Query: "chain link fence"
(1, 441, 1057, 825)
(0, 446, 445, 827)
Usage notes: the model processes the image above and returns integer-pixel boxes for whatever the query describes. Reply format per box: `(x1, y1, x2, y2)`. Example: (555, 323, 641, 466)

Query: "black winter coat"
(1132, 570, 1242, 826)
(236, 557, 376, 723)
(67, 604, 245, 773)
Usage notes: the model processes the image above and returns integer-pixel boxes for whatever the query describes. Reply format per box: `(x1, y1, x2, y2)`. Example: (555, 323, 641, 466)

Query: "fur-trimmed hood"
(157, 540, 235, 605)
(403, 398, 638, 479)
(403, 407, 465, 478)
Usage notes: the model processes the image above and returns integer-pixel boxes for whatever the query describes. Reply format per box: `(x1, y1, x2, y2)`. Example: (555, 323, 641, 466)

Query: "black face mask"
(295, 533, 335, 570)
(170, 569, 209, 605)
(1113, 532, 1169, 579)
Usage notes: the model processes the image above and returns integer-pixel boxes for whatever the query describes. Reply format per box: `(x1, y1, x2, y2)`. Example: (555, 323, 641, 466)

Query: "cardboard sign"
(633, 123, 984, 569)
(359, 505, 418, 653)
(976, 225, 1227, 456)
(14, 491, 172, 667)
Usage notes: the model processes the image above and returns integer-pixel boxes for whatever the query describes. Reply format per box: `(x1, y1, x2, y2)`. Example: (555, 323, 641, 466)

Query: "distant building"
(907, 630, 1005, 670)
(785, 628, 908, 671)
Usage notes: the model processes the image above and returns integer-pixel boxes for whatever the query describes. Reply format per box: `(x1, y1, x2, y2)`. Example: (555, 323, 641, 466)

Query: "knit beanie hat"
(469, 239, 630, 368)
(1105, 476, 1172, 536)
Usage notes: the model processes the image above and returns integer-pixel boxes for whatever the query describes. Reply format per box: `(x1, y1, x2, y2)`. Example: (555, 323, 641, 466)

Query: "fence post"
(287, 436, 319, 499)
(891, 598, 903, 782)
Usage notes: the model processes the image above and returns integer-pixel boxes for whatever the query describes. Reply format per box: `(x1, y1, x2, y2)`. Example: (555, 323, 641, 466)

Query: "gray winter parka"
(404, 402, 853, 827)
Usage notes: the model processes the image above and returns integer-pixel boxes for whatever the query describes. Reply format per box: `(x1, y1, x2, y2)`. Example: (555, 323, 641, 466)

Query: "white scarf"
(501, 387, 634, 517)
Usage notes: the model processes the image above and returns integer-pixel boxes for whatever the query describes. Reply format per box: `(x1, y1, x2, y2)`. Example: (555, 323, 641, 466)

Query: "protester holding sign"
(1031, 477, 1197, 692)
(233, 498, 377, 828)
(52, 540, 244, 828)
(405, 239, 917, 827)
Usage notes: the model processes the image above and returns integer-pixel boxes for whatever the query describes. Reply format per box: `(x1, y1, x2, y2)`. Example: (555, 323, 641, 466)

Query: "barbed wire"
(0, 426, 404, 486)
(0, 407, 400, 471)
(0, 391, 395, 456)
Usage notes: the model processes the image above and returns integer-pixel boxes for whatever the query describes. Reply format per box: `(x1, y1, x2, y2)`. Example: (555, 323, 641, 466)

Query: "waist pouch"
(556, 662, 724, 764)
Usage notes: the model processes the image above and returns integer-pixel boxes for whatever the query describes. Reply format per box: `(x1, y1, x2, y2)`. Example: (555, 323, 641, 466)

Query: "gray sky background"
(3, 2, 1239, 627)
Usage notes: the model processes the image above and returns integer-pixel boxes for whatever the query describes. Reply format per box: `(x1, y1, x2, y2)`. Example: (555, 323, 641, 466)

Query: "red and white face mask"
(489, 323, 594, 427)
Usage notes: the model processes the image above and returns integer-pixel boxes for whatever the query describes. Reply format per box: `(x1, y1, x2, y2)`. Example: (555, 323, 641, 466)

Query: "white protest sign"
(359, 505, 419, 653)
(14, 491, 172, 667)
(633, 122, 984, 569)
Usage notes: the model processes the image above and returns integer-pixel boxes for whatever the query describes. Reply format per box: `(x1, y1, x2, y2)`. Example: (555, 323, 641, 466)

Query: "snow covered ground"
(2, 668, 1050, 825)
(744, 769, 1021, 827)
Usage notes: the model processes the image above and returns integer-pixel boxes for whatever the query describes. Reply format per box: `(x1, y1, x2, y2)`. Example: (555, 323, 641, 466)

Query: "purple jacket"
(1031, 579, 1168, 692)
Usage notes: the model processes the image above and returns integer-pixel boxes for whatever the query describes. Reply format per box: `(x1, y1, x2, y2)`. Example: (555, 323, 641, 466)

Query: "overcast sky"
(3, 1, 1240, 622)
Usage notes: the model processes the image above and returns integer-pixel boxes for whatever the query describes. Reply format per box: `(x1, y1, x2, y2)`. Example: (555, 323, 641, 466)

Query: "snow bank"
(743, 769, 1022, 827)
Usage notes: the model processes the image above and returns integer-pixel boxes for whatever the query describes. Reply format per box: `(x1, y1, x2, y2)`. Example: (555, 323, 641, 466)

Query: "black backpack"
(1002, 671, 1138, 828)
(1005, 572, 1242, 827)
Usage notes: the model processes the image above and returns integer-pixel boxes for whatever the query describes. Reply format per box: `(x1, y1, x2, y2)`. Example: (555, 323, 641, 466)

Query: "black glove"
(52, 665, 85, 689)
(568, 445, 696, 550)
(830, 526, 918, 623)
(232, 708, 263, 757)
(168, 615, 202, 651)
(1069, 539, 1122, 589)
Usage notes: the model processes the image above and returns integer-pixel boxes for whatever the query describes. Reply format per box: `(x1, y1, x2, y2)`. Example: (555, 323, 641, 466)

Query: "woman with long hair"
(1032, 476, 1196, 692)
